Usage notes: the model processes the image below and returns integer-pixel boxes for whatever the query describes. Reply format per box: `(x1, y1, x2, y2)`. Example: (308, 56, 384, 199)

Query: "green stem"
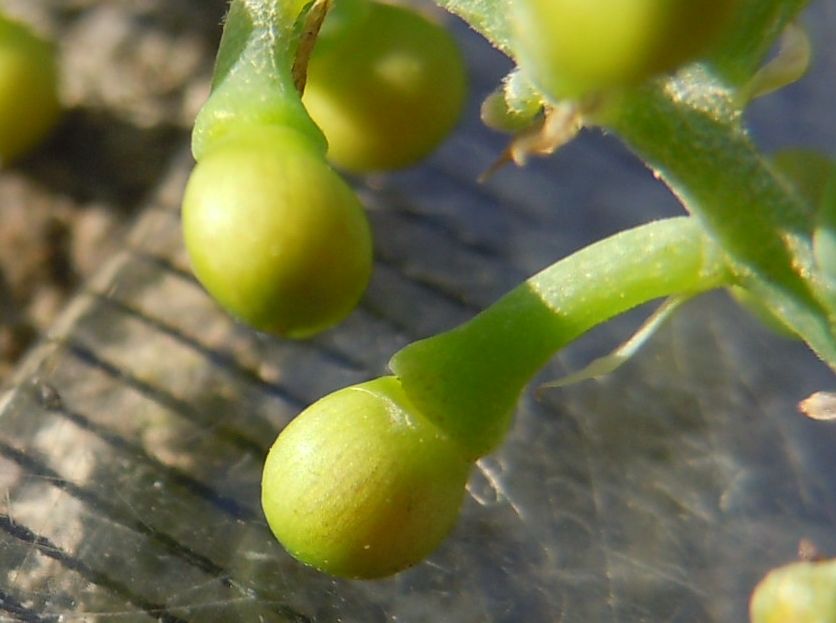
(390, 216, 729, 459)
(191, 0, 326, 160)
(602, 70, 835, 367)
(428, 0, 833, 364)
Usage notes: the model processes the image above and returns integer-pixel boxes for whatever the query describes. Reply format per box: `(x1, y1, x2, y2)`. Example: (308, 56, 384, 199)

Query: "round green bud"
(511, 0, 739, 100)
(181, 126, 372, 338)
(480, 90, 538, 134)
(0, 13, 60, 164)
(302, 1, 467, 172)
(750, 559, 836, 623)
(262, 376, 471, 578)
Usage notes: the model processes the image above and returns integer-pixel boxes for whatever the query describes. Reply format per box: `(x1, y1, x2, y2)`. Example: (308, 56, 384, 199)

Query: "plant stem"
(390, 216, 729, 459)
(429, 0, 833, 365)
(603, 69, 835, 367)
(191, 0, 326, 161)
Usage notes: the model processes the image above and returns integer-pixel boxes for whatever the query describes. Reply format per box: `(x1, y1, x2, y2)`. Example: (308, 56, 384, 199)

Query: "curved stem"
(390, 216, 730, 459)
(192, 0, 327, 160)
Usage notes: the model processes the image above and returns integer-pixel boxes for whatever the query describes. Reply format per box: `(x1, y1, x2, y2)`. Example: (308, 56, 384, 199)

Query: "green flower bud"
(302, 1, 467, 172)
(181, 126, 372, 338)
(262, 376, 471, 579)
(511, 0, 739, 100)
(0, 13, 60, 164)
(750, 559, 836, 623)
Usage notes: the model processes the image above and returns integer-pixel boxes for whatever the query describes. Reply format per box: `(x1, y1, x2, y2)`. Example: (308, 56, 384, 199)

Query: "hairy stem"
(603, 69, 835, 367)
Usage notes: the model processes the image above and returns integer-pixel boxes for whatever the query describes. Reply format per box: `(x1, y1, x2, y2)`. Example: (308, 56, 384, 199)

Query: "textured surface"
(0, 1, 835, 621)
(0, 0, 226, 379)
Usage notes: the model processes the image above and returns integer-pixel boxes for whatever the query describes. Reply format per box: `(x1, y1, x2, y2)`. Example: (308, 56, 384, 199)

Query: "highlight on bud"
(181, 126, 372, 338)
(749, 558, 836, 623)
(511, 0, 740, 100)
(302, 0, 467, 172)
(261, 376, 472, 579)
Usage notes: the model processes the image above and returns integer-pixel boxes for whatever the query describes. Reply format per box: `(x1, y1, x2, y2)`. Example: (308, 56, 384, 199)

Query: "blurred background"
(0, 1, 834, 621)
(0, 0, 228, 381)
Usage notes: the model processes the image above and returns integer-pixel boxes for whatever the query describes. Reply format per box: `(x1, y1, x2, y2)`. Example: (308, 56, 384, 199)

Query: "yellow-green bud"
(181, 126, 372, 338)
(262, 376, 471, 578)
(302, 1, 467, 172)
(0, 13, 60, 163)
(750, 558, 836, 623)
(511, 0, 739, 100)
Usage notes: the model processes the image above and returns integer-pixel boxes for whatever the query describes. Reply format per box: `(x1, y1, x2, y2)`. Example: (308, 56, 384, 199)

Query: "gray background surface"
(0, 1, 834, 621)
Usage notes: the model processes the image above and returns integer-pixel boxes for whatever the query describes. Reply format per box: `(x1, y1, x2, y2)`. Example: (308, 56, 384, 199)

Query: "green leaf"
(431, 0, 512, 54)
(708, 0, 811, 86)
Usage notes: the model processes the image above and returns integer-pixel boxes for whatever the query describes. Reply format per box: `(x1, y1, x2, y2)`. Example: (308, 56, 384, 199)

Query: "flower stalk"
(391, 216, 729, 458)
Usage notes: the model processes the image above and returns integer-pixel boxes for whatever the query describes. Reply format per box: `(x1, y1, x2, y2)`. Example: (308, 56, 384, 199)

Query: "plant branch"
(390, 217, 729, 459)
(191, 0, 326, 160)
(604, 68, 835, 367)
